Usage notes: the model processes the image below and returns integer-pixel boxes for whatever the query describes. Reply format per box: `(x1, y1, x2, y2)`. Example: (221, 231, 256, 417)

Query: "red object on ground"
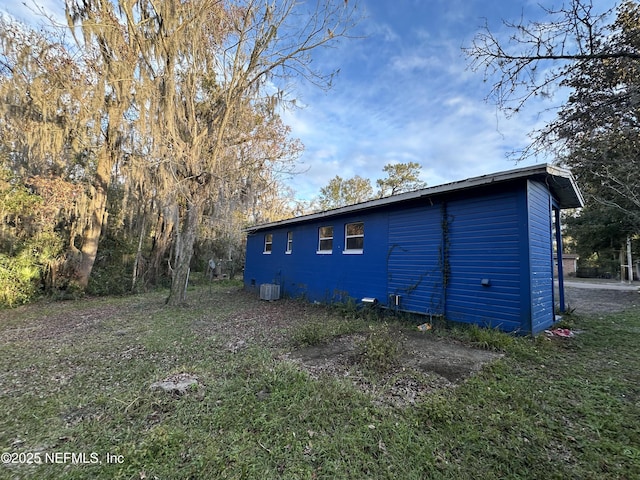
(546, 328, 574, 337)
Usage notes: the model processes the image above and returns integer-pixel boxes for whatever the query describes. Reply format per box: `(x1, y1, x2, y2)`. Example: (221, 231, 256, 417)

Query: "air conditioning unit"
(260, 283, 280, 301)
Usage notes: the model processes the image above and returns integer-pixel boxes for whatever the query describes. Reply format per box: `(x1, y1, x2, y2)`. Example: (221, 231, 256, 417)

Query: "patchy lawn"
(0, 281, 638, 479)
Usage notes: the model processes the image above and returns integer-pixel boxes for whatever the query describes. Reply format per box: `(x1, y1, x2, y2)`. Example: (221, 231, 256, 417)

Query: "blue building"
(243, 164, 583, 335)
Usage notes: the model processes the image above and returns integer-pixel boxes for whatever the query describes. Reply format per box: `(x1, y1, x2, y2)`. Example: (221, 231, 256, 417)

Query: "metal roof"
(247, 163, 584, 232)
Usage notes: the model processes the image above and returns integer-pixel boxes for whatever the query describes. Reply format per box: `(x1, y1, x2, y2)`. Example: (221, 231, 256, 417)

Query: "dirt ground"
(3, 283, 637, 408)
(283, 283, 640, 407)
(283, 331, 503, 407)
(197, 292, 507, 407)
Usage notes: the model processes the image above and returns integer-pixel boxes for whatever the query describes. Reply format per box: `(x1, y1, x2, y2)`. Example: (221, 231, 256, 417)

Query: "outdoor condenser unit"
(259, 283, 280, 301)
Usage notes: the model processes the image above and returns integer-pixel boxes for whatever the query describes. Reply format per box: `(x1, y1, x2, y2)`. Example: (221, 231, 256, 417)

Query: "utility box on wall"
(260, 283, 280, 301)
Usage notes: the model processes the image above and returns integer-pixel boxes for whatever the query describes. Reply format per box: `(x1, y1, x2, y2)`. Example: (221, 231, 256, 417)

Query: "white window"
(317, 226, 333, 253)
(264, 233, 272, 254)
(286, 231, 293, 253)
(344, 222, 364, 253)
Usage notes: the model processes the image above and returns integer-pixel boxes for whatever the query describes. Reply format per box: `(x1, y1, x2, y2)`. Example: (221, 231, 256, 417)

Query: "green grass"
(0, 284, 638, 479)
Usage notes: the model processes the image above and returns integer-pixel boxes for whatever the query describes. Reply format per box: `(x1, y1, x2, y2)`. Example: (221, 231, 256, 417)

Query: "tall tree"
(376, 161, 426, 197)
(557, 1, 640, 228)
(65, 0, 357, 304)
(466, 0, 640, 230)
(314, 162, 427, 211)
(0, 15, 126, 289)
(318, 175, 373, 209)
(565, 203, 634, 271)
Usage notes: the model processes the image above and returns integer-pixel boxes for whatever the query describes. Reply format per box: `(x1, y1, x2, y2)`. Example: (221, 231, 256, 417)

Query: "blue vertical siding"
(527, 180, 554, 334)
(445, 188, 528, 332)
(244, 176, 564, 334)
(387, 203, 444, 314)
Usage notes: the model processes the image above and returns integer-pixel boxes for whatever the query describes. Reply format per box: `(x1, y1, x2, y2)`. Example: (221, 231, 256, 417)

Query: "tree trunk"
(166, 200, 201, 305)
(626, 235, 633, 283)
(148, 208, 175, 285)
(75, 152, 111, 289)
(131, 215, 146, 291)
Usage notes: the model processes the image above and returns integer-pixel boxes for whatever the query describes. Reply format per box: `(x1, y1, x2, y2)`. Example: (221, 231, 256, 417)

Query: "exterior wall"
(244, 210, 390, 304)
(387, 202, 445, 315)
(244, 179, 560, 334)
(445, 186, 529, 333)
(554, 254, 578, 277)
(527, 180, 554, 334)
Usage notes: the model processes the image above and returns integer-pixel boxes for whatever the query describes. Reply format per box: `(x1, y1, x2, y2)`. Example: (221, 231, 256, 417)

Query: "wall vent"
(260, 283, 280, 301)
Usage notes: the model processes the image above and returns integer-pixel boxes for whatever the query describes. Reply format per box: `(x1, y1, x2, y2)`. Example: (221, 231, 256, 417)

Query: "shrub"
(0, 254, 39, 307)
(356, 324, 403, 373)
(291, 321, 327, 347)
(0, 233, 64, 308)
(464, 324, 516, 351)
(86, 236, 136, 296)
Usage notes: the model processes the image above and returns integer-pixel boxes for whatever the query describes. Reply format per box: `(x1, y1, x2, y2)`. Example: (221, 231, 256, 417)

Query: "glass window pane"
(319, 238, 333, 251)
(319, 226, 333, 238)
(345, 222, 364, 251)
(347, 222, 364, 236)
(346, 236, 363, 250)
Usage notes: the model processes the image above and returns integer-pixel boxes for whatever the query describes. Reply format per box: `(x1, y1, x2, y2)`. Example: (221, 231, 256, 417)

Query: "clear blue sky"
(0, 1, 614, 201)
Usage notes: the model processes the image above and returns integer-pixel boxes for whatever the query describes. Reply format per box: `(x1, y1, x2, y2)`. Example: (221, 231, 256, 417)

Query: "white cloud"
(0, 0, 570, 204)
(0, 0, 66, 26)
(390, 53, 437, 72)
(277, 0, 583, 202)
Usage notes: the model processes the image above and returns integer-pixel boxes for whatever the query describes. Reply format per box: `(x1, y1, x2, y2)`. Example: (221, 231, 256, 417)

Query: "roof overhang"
(247, 163, 584, 233)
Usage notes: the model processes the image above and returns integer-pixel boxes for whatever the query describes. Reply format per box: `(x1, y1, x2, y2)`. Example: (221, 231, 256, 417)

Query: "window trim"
(263, 233, 273, 254)
(317, 225, 333, 254)
(285, 231, 293, 254)
(344, 221, 364, 254)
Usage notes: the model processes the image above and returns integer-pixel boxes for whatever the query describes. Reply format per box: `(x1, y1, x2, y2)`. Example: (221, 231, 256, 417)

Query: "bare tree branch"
(465, 0, 617, 112)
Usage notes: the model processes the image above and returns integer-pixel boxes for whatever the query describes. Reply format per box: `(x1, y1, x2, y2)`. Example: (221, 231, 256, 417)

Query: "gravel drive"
(560, 283, 640, 315)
